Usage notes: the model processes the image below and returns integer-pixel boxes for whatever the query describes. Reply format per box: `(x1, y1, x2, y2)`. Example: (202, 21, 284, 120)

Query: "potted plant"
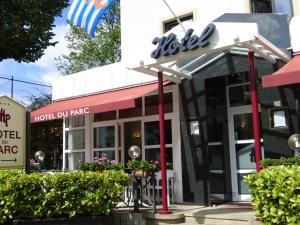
(127, 160, 155, 177)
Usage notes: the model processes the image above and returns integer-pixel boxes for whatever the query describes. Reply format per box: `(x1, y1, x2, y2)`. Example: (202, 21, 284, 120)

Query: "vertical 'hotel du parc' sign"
(0, 95, 26, 169)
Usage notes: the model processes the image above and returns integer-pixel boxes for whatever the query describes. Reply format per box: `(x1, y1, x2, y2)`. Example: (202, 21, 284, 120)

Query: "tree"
(0, 0, 68, 63)
(55, 0, 120, 75)
(27, 92, 63, 170)
(27, 92, 52, 112)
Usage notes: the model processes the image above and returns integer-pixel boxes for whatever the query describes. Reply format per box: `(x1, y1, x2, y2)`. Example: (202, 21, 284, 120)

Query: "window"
(145, 92, 173, 115)
(163, 14, 193, 33)
(94, 111, 116, 122)
(119, 98, 142, 119)
(93, 126, 116, 161)
(251, 0, 293, 16)
(65, 116, 85, 128)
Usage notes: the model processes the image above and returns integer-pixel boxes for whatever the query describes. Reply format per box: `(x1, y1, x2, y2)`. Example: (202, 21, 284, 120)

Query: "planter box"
(13, 215, 113, 225)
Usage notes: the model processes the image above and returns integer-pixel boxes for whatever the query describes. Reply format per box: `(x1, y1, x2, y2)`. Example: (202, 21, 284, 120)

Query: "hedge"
(260, 156, 300, 167)
(0, 170, 129, 224)
(244, 166, 300, 225)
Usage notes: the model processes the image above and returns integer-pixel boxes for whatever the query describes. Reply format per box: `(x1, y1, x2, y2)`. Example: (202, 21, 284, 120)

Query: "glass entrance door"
(227, 82, 263, 201)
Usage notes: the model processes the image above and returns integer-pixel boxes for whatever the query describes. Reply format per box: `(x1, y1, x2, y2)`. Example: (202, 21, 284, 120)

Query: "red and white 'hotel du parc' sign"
(31, 107, 90, 123)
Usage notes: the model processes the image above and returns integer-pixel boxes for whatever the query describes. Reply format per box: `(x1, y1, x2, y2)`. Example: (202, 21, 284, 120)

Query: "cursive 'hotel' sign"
(151, 23, 216, 59)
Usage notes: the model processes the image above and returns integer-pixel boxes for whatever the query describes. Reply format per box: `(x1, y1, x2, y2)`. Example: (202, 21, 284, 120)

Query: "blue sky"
(0, 7, 71, 106)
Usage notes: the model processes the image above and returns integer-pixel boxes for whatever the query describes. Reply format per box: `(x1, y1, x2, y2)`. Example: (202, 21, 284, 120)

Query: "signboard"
(151, 23, 216, 59)
(0, 95, 26, 168)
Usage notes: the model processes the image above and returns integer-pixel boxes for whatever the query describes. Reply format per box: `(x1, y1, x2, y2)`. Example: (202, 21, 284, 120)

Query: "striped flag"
(68, 0, 116, 37)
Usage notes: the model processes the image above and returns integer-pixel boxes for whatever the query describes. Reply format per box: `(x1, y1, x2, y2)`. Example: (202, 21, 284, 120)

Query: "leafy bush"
(244, 166, 300, 225)
(260, 156, 300, 167)
(0, 170, 129, 224)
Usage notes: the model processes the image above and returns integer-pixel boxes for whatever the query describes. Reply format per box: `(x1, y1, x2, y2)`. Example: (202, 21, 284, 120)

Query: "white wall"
(52, 62, 156, 101)
(121, 0, 250, 67)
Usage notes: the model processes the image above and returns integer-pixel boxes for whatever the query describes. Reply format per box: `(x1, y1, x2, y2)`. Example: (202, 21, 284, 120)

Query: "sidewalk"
(115, 203, 260, 225)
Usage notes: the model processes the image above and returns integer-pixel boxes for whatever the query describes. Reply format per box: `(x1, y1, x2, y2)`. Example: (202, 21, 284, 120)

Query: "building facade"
(31, 0, 300, 204)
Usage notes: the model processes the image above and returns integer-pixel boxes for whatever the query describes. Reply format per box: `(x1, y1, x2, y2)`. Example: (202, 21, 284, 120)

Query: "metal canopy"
(131, 34, 290, 84)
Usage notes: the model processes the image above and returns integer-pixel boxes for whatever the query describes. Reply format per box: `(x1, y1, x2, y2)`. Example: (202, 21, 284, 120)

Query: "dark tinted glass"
(208, 145, 224, 170)
(207, 117, 224, 142)
(94, 126, 115, 148)
(119, 98, 142, 118)
(145, 147, 173, 163)
(145, 92, 173, 115)
(145, 120, 172, 145)
(94, 111, 116, 122)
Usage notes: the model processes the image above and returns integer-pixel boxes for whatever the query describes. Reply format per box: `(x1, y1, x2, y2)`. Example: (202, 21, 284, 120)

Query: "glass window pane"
(209, 173, 226, 194)
(238, 173, 251, 194)
(236, 143, 256, 169)
(94, 126, 115, 148)
(206, 88, 226, 113)
(119, 98, 142, 119)
(233, 113, 253, 140)
(93, 151, 115, 160)
(229, 85, 251, 107)
(164, 14, 193, 33)
(274, 0, 292, 16)
(145, 93, 173, 115)
(65, 152, 85, 170)
(65, 129, 85, 150)
(208, 145, 224, 170)
(65, 116, 85, 128)
(207, 117, 223, 142)
(145, 147, 173, 163)
(145, 120, 172, 145)
(94, 111, 116, 122)
(251, 0, 272, 13)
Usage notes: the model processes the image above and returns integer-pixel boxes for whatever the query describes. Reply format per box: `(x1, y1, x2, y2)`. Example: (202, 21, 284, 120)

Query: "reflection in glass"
(227, 72, 249, 84)
(207, 117, 224, 142)
(209, 173, 226, 194)
(65, 152, 85, 170)
(65, 116, 85, 128)
(145, 93, 173, 115)
(93, 151, 115, 160)
(94, 111, 116, 122)
(229, 85, 251, 107)
(119, 98, 142, 118)
(208, 145, 224, 170)
(233, 114, 253, 140)
(238, 173, 251, 194)
(236, 143, 256, 169)
(65, 129, 85, 150)
(94, 126, 115, 148)
(274, 0, 292, 16)
(145, 148, 173, 163)
(145, 120, 172, 145)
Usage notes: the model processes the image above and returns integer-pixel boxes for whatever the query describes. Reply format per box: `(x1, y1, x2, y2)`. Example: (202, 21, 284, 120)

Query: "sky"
(0, 7, 71, 106)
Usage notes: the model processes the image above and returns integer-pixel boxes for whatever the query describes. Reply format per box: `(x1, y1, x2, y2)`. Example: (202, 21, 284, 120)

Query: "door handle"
(249, 147, 255, 163)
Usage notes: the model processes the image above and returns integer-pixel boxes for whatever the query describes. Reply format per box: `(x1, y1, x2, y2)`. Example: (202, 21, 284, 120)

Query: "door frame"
(226, 83, 263, 201)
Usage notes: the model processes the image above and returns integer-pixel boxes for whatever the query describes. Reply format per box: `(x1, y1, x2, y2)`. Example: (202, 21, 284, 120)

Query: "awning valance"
(31, 82, 167, 123)
(262, 55, 300, 88)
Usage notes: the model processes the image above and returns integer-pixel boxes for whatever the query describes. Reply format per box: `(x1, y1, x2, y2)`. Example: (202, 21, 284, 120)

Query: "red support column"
(248, 52, 262, 172)
(158, 71, 170, 214)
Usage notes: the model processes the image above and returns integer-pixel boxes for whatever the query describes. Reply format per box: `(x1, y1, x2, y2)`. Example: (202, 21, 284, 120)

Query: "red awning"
(31, 82, 167, 123)
(262, 55, 300, 88)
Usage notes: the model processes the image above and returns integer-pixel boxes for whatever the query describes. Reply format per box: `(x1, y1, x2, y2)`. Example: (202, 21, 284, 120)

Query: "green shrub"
(127, 160, 155, 172)
(0, 170, 129, 224)
(260, 156, 300, 167)
(244, 166, 300, 225)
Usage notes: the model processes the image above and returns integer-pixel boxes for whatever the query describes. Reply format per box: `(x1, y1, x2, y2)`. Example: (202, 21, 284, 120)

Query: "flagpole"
(162, 0, 186, 33)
